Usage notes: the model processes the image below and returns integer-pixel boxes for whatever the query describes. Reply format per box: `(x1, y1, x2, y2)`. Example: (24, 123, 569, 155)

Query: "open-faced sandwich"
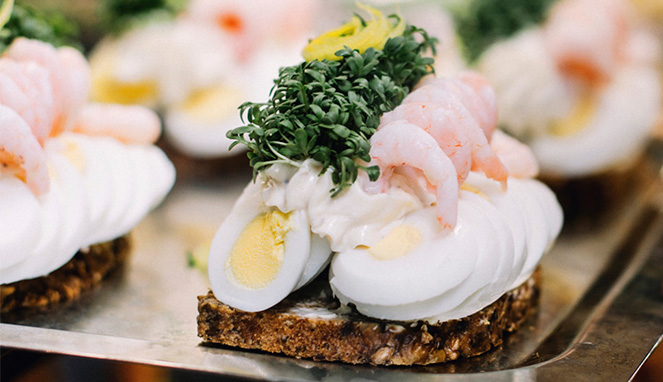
(0, 3, 175, 314)
(454, 0, 662, 219)
(89, 0, 320, 161)
(197, 6, 563, 366)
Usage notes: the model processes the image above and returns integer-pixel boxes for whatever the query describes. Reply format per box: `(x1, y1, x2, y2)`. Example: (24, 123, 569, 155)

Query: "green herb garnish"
(229, 24, 436, 196)
(97, 0, 187, 35)
(454, 0, 557, 63)
(0, 2, 81, 53)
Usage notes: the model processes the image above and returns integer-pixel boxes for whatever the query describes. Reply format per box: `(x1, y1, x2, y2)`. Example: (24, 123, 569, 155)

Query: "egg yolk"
(179, 85, 242, 124)
(227, 210, 292, 289)
(460, 183, 489, 201)
(549, 92, 596, 136)
(92, 76, 158, 106)
(90, 50, 158, 105)
(61, 138, 86, 172)
(368, 225, 421, 261)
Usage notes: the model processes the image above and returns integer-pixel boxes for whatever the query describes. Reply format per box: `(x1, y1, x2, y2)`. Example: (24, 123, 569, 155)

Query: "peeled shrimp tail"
(399, 80, 509, 188)
(490, 130, 539, 179)
(73, 103, 161, 145)
(56, 47, 92, 132)
(0, 104, 50, 195)
(0, 60, 55, 144)
(381, 103, 473, 186)
(458, 71, 498, 140)
(427, 77, 507, 187)
(4, 38, 68, 135)
(369, 120, 459, 229)
(4, 38, 92, 136)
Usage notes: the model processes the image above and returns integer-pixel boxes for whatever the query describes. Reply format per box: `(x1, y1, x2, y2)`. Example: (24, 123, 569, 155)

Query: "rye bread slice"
(197, 268, 540, 366)
(1, 235, 131, 315)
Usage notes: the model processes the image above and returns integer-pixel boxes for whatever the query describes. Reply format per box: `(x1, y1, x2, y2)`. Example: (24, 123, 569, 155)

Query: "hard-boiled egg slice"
(89, 39, 159, 106)
(330, 206, 479, 309)
(164, 84, 246, 158)
(330, 184, 518, 322)
(208, 181, 331, 312)
(0, 177, 41, 271)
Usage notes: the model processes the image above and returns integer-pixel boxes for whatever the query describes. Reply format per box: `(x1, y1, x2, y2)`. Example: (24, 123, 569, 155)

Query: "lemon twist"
(302, 4, 405, 62)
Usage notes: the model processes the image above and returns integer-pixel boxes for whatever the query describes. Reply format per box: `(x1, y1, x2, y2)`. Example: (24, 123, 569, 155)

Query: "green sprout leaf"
(228, 23, 437, 195)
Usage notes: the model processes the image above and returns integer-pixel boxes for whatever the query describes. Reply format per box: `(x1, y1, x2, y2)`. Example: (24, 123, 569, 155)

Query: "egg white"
(330, 194, 509, 321)
(164, 106, 245, 159)
(39, 149, 91, 273)
(329, 172, 562, 322)
(163, 39, 301, 158)
(208, 181, 332, 312)
(0, 133, 176, 285)
(531, 64, 661, 176)
(0, 177, 42, 270)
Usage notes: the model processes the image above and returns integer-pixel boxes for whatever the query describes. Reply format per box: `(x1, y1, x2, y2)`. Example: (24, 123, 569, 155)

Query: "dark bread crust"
(1, 235, 131, 314)
(197, 269, 540, 366)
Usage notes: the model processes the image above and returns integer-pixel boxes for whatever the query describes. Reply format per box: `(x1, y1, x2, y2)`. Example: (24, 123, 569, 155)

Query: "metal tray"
(2, 148, 663, 382)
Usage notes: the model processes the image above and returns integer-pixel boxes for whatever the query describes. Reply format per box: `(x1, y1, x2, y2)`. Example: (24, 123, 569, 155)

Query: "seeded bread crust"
(0, 235, 131, 315)
(197, 268, 540, 366)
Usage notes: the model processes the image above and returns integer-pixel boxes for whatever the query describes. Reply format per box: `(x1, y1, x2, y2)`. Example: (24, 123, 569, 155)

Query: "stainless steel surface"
(2, 152, 663, 381)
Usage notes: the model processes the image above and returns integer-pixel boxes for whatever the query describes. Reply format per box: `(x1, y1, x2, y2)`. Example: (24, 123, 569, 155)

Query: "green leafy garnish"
(228, 24, 436, 196)
(454, 0, 558, 63)
(97, 0, 187, 35)
(0, 2, 81, 53)
(186, 240, 210, 274)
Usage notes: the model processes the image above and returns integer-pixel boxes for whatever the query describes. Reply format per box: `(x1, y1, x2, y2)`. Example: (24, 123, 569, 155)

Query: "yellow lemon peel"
(302, 3, 405, 62)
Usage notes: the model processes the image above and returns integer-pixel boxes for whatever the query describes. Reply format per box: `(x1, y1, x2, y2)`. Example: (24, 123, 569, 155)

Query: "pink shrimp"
(369, 120, 459, 229)
(0, 104, 50, 195)
(421, 72, 498, 140)
(384, 78, 508, 188)
(72, 103, 161, 145)
(3, 38, 90, 135)
(544, 0, 629, 84)
(456, 71, 498, 140)
(490, 130, 539, 179)
(381, 102, 473, 185)
(0, 60, 55, 144)
(56, 46, 91, 130)
(4, 38, 68, 133)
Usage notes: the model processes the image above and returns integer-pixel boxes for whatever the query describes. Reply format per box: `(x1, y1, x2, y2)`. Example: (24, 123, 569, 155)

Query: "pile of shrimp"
(1, 38, 161, 197)
(367, 71, 538, 229)
(544, 0, 650, 85)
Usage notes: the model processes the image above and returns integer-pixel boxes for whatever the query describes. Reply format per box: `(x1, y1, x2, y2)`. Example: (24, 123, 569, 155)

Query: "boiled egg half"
(208, 181, 331, 312)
